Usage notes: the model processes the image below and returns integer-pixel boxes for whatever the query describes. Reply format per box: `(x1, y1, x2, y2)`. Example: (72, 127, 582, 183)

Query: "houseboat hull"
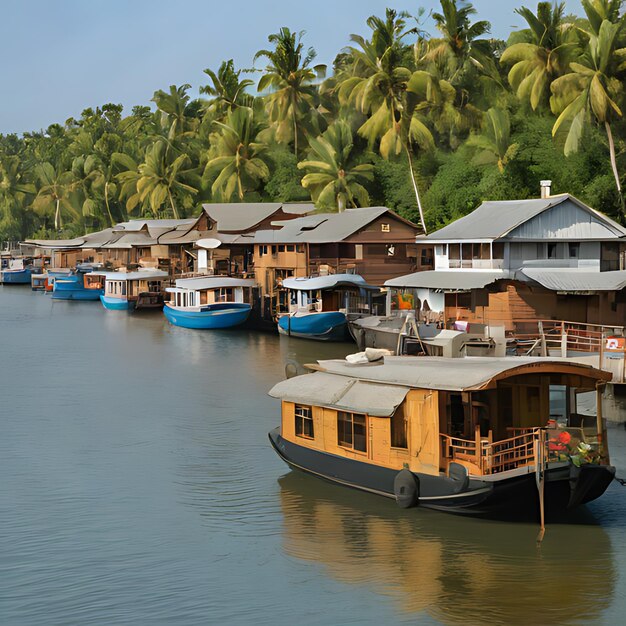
(277, 311, 349, 341)
(1, 268, 33, 284)
(163, 302, 251, 329)
(52, 282, 102, 300)
(269, 428, 615, 516)
(100, 295, 131, 311)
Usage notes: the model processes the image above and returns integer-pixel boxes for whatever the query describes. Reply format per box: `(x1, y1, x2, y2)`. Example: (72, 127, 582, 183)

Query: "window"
(286, 245, 295, 252)
(381, 223, 390, 232)
(548, 243, 557, 259)
(569, 243, 580, 259)
(338, 411, 367, 452)
(492, 243, 504, 259)
(278, 245, 285, 253)
(390, 405, 407, 449)
(295, 405, 314, 439)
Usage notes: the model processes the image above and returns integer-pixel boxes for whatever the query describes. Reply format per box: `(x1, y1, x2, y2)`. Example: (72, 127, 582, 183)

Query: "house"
(249, 206, 422, 319)
(388, 186, 626, 329)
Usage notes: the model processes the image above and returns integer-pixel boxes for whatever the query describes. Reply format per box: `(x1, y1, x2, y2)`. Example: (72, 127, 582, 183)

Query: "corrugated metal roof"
(307, 356, 608, 392)
(384, 270, 512, 291)
(521, 268, 626, 292)
(268, 371, 410, 417)
(426, 194, 626, 241)
(282, 274, 378, 291)
(253, 207, 396, 244)
(113, 219, 195, 232)
(101, 233, 157, 249)
(202, 202, 314, 232)
(173, 276, 256, 290)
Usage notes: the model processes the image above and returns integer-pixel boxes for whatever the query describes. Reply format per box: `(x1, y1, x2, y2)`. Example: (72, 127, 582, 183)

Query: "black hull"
(269, 428, 615, 517)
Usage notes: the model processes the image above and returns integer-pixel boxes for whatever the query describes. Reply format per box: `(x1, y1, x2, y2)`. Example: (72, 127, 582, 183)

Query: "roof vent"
(540, 180, 552, 199)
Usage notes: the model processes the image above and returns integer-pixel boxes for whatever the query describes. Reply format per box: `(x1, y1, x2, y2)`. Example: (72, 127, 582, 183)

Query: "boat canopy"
(282, 274, 379, 292)
(384, 270, 512, 291)
(90, 270, 169, 281)
(269, 371, 410, 417)
(173, 277, 256, 290)
(302, 356, 610, 392)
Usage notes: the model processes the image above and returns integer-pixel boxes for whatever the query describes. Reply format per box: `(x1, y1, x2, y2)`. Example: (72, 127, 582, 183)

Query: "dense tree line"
(1, 0, 625, 240)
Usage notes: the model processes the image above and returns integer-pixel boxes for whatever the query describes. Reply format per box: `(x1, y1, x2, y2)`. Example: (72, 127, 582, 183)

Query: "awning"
(269, 371, 410, 417)
(384, 270, 511, 291)
(521, 268, 626, 292)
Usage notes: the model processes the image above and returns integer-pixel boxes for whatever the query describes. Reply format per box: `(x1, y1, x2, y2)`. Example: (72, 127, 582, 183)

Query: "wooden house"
(388, 188, 626, 331)
(249, 207, 422, 318)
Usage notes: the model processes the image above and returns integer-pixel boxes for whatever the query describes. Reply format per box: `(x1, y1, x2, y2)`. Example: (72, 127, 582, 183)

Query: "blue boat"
(95, 270, 169, 311)
(0, 258, 36, 285)
(52, 264, 104, 301)
(164, 277, 255, 329)
(277, 274, 380, 341)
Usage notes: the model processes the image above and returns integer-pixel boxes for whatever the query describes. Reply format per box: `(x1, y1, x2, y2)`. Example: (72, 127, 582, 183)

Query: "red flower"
(558, 431, 571, 444)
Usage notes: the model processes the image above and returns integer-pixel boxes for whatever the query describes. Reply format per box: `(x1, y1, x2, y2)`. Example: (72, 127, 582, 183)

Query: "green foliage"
(1, 0, 626, 241)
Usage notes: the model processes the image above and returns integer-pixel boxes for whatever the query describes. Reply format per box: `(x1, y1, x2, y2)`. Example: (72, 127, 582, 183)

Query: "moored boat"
(91, 269, 169, 311)
(277, 274, 380, 341)
(163, 276, 255, 329)
(268, 355, 616, 517)
(0, 258, 36, 285)
(52, 263, 103, 300)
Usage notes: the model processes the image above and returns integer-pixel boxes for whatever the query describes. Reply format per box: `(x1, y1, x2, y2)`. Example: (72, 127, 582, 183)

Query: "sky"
(0, 0, 582, 135)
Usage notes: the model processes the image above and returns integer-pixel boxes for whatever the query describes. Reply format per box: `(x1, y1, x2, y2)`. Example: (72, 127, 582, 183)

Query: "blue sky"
(0, 0, 582, 135)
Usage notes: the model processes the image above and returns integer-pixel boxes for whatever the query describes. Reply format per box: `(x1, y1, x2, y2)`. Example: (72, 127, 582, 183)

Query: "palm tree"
(466, 107, 518, 172)
(254, 27, 326, 157)
(425, 0, 492, 85)
(0, 155, 36, 239)
(297, 120, 374, 211)
(135, 139, 198, 219)
(32, 162, 78, 232)
(152, 84, 196, 140)
(203, 106, 271, 202)
(550, 17, 626, 211)
(201, 59, 254, 118)
(338, 9, 434, 231)
(113, 153, 145, 217)
(501, 2, 575, 110)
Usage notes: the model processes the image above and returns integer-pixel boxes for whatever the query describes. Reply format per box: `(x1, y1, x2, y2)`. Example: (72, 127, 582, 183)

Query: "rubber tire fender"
(394, 469, 419, 508)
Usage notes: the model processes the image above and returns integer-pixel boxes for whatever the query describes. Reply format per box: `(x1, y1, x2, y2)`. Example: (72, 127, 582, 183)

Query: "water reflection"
(279, 471, 615, 626)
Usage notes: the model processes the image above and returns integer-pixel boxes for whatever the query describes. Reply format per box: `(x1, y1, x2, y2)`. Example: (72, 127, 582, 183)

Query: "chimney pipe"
(540, 180, 552, 199)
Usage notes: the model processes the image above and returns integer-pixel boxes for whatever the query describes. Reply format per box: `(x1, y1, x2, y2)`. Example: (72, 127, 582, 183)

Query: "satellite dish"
(196, 238, 222, 249)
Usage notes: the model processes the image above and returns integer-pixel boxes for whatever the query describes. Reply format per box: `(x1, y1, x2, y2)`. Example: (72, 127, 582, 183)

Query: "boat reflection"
(279, 471, 615, 625)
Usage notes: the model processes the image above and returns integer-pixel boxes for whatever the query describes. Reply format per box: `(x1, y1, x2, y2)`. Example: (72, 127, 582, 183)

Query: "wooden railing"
(440, 424, 605, 475)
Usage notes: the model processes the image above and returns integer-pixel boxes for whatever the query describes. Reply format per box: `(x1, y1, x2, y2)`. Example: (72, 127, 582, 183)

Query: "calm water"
(1, 287, 625, 626)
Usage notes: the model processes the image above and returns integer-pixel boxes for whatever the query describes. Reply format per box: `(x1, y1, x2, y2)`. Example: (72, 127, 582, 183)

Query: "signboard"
(605, 336, 625, 351)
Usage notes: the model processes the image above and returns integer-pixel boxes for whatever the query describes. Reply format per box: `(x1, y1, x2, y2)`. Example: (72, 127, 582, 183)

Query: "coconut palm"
(466, 107, 518, 172)
(152, 84, 196, 141)
(298, 120, 374, 211)
(0, 155, 36, 239)
(424, 0, 492, 84)
(338, 9, 434, 231)
(550, 17, 626, 211)
(201, 59, 254, 118)
(135, 140, 198, 219)
(501, 2, 575, 110)
(254, 27, 326, 157)
(32, 162, 78, 231)
(203, 106, 271, 202)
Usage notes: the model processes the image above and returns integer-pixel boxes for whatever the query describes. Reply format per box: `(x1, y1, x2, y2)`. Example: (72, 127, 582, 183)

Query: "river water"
(1, 287, 625, 626)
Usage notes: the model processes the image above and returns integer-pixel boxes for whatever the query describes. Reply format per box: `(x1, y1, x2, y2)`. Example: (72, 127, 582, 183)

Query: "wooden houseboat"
(88, 269, 169, 311)
(269, 356, 615, 516)
(277, 274, 380, 341)
(0, 258, 37, 284)
(164, 276, 256, 329)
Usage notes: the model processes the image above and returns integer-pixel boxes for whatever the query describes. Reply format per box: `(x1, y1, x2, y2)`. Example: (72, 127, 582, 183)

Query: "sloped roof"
(113, 219, 195, 232)
(202, 202, 314, 232)
(253, 207, 412, 244)
(304, 356, 609, 392)
(426, 194, 626, 241)
(385, 270, 512, 291)
(521, 268, 626, 292)
(282, 274, 379, 291)
(173, 276, 256, 290)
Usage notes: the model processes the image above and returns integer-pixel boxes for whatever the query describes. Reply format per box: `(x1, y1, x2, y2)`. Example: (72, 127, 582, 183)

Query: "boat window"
(338, 411, 367, 452)
(295, 405, 314, 439)
(390, 404, 407, 449)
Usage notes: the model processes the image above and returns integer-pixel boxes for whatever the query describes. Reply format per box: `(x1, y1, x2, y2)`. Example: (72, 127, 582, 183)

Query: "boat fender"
(393, 469, 419, 508)
(448, 462, 469, 493)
